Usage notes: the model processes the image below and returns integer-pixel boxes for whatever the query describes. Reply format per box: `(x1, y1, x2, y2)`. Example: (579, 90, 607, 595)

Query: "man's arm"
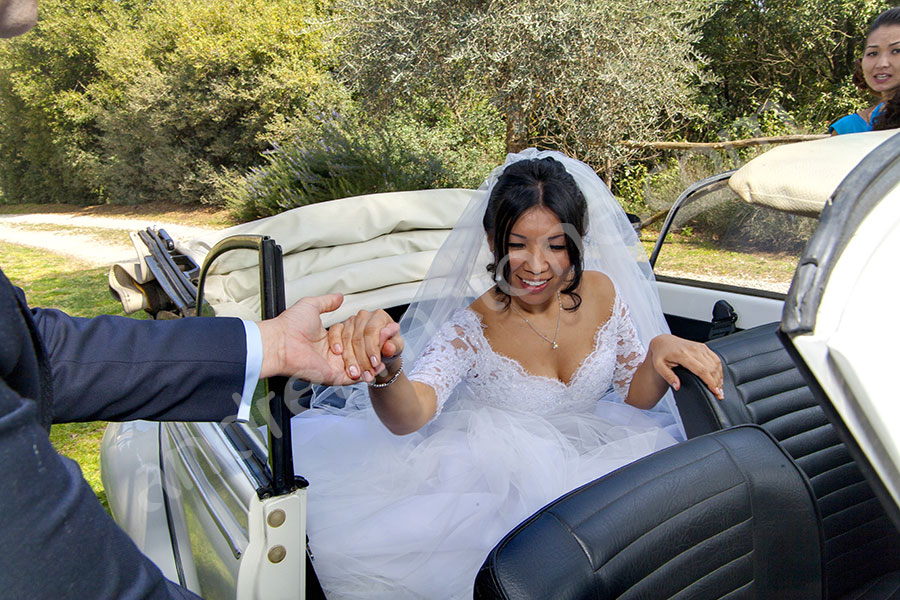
(33, 293, 354, 424)
(33, 308, 247, 423)
(0, 378, 203, 599)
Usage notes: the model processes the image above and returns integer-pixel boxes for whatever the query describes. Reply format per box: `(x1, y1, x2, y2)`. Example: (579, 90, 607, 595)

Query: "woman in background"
(830, 7, 900, 134)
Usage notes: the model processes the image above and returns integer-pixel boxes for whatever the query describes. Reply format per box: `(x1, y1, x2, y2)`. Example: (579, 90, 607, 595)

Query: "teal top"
(829, 103, 884, 135)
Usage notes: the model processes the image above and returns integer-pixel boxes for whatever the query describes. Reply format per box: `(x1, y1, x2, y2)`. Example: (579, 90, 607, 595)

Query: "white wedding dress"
(290, 289, 678, 599)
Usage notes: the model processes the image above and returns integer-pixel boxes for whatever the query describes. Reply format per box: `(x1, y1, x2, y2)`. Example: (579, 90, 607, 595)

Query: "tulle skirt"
(291, 400, 677, 599)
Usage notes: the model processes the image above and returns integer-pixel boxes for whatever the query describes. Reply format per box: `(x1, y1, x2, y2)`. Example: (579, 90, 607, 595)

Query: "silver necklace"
(510, 291, 562, 350)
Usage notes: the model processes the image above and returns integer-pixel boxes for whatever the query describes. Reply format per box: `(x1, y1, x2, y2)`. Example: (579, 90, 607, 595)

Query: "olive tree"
(336, 0, 714, 173)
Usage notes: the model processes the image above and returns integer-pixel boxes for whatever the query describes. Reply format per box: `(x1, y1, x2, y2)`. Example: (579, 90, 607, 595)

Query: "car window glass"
(647, 193, 816, 295)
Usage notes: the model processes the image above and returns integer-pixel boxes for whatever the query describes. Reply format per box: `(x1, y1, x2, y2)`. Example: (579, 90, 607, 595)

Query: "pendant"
(552, 342, 558, 349)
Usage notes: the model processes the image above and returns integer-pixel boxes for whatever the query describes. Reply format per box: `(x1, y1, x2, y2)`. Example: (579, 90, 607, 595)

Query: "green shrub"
(0, 0, 116, 205)
(90, 0, 346, 205)
(0, 0, 345, 206)
(226, 107, 505, 221)
(687, 197, 818, 254)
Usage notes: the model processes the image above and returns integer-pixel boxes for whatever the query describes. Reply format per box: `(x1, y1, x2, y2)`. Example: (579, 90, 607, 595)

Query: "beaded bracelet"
(368, 357, 403, 389)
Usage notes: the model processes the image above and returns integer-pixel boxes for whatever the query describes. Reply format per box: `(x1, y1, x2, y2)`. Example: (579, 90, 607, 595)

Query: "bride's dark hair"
(483, 156, 588, 310)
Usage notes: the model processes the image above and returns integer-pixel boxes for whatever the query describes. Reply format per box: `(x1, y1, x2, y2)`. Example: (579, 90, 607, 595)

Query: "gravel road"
(0, 213, 214, 267)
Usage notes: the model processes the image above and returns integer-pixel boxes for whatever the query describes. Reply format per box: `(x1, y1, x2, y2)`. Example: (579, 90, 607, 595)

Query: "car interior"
(474, 321, 900, 599)
(102, 130, 900, 599)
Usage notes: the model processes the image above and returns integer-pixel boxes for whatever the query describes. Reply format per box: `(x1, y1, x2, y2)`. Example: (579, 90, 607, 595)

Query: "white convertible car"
(103, 130, 900, 599)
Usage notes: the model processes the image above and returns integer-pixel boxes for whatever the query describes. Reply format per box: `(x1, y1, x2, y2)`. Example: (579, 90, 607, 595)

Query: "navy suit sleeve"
(31, 308, 247, 423)
(0, 378, 203, 599)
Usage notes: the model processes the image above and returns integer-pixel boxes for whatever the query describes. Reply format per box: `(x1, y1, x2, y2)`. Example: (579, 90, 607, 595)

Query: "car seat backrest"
(475, 426, 822, 600)
(673, 323, 900, 599)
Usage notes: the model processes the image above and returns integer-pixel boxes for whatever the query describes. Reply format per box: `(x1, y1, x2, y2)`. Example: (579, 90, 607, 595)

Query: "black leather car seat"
(474, 425, 823, 599)
(475, 322, 900, 600)
(673, 322, 900, 599)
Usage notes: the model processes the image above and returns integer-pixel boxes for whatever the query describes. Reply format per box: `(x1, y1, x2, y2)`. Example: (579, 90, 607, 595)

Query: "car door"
(649, 171, 816, 340)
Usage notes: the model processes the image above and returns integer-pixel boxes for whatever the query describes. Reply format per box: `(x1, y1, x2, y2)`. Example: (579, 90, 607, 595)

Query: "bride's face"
(504, 205, 572, 307)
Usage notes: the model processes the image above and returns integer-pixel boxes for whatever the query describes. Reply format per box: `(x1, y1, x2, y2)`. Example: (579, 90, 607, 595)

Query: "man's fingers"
(303, 293, 344, 315)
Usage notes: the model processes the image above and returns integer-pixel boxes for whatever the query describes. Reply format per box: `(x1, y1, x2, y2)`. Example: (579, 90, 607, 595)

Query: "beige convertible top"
(729, 129, 900, 217)
(104, 189, 478, 324)
(184, 188, 478, 324)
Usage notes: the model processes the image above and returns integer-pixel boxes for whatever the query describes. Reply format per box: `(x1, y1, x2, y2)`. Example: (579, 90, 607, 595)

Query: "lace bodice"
(408, 292, 645, 419)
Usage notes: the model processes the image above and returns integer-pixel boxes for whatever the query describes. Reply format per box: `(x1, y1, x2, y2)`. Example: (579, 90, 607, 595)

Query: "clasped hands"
(256, 295, 402, 386)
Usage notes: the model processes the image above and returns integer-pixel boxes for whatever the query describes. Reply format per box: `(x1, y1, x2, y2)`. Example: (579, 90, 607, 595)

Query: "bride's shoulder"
(468, 290, 500, 319)
(442, 304, 484, 334)
(580, 270, 614, 297)
(578, 271, 617, 321)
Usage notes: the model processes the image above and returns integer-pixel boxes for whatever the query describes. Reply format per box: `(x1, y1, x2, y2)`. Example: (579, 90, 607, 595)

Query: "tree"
(0, 0, 347, 206)
(0, 0, 122, 204)
(336, 0, 714, 175)
(88, 0, 348, 205)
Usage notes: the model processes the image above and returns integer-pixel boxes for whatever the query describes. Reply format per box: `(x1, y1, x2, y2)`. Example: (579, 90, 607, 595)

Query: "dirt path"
(0, 213, 216, 267)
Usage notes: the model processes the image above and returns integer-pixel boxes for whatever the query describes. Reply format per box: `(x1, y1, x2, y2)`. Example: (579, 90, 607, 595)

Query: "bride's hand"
(647, 334, 724, 400)
(327, 309, 404, 383)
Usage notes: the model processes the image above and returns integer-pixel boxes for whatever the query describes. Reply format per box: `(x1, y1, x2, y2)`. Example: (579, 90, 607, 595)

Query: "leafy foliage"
(696, 0, 893, 129)
(335, 0, 714, 174)
(0, 0, 117, 204)
(0, 0, 895, 213)
(0, 0, 345, 205)
(89, 0, 347, 205)
(227, 108, 504, 220)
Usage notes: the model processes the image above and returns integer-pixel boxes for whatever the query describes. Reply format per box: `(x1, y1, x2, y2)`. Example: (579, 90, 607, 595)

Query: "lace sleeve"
(612, 297, 646, 399)
(407, 310, 479, 418)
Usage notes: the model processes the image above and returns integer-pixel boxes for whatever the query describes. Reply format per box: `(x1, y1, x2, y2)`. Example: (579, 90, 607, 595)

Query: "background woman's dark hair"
(868, 7, 900, 36)
(482, 157, 588, 310)
(852, 59, 870, 92)
(874, 92, 900, 129)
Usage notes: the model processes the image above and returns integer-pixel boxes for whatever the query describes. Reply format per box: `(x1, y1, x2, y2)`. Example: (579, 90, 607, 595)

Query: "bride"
(291, 150, 723, 599)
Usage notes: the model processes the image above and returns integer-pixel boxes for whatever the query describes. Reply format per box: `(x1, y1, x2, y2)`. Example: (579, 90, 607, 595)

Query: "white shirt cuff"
(239, 320, 264, 423)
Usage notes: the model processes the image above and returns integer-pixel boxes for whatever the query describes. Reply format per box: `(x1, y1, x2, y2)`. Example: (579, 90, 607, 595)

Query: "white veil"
(313, 148, 686, 441)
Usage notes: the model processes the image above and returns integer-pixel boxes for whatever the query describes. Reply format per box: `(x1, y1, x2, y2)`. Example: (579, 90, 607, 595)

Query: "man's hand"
(257, 294, 356, 385)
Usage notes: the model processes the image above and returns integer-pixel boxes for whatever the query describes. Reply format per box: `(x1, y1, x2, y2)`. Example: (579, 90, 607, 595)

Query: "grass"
(641, 231, 801, 293)
(0, 242, 148, 510)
